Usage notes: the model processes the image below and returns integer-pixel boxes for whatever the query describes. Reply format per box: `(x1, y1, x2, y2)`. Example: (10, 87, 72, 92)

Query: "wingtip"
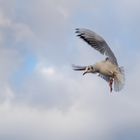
(75, 29, 85, 38)
(75, 28, 79, 34)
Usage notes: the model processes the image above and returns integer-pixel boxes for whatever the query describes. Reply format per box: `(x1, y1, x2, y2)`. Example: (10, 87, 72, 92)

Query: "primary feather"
(76, 28, 118, 65)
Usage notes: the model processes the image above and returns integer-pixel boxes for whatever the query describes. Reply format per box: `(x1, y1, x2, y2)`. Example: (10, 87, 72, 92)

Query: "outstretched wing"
(76, 28, 118, 65)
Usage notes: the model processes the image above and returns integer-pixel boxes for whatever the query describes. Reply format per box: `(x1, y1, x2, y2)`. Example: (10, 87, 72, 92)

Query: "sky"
(0, 0, 140, 140)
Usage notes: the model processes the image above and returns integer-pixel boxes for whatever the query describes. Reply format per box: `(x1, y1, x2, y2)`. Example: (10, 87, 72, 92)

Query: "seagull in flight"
(73, 28, 125, 92)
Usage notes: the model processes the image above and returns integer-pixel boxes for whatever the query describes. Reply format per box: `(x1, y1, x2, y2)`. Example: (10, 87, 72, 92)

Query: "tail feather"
(114, 66, 125, 92)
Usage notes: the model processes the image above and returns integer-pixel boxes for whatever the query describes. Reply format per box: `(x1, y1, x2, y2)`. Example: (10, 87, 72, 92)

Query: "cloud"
(0, 101, 101, 140)
(38, 65, 56, 77)
(0, 9, 34, 105)
(0, 11, 11, 27)
(0, 0, 140, 140)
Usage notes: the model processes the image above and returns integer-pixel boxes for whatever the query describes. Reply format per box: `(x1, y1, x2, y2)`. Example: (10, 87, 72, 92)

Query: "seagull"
(72, 28, 125, 92)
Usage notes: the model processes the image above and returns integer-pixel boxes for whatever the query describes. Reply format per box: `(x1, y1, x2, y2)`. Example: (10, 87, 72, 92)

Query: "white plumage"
(73, 28, 125, 92)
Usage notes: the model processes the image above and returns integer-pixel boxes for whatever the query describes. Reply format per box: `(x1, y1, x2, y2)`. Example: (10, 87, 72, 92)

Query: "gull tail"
(114, 67, 125, 92)
(72, 64, 86, 71)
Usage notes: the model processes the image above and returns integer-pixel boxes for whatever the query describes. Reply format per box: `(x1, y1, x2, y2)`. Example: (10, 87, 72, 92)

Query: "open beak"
(83, 71, 87, 75)
(72, 65, 88, 75)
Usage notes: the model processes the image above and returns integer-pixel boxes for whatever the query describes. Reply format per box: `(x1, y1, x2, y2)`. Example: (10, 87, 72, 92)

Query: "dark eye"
(88, 68, 90, 70)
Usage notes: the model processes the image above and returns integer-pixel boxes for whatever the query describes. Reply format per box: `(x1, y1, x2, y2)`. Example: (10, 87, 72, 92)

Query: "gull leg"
(109, 78, 113, 92)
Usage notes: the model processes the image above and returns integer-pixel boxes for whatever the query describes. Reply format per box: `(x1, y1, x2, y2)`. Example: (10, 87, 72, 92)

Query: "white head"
(83, 65, 96, 75)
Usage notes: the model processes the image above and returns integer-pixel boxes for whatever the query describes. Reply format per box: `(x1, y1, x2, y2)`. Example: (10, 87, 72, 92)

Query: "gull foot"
(109, 78, 113, 92)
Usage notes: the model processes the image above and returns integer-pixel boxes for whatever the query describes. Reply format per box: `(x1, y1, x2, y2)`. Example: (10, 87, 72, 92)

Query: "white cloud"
(0, 10, 34, 44)
(38, 65, 56, 77)
(0, 0, 140, 140)
(0, 98, 116, 140)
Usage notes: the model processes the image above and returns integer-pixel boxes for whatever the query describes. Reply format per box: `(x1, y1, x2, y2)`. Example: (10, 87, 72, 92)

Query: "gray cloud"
(0, 0, 140, 140)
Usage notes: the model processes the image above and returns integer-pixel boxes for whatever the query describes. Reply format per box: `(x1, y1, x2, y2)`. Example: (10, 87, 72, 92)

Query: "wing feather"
(76, 28, 118, 65)
(114, 67, 125, 92)
(98, 74, 110, 82)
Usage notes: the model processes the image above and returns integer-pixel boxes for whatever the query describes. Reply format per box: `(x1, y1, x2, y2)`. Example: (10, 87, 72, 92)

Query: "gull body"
(95, 60, 118, 76)
(73, 28, 125, 92)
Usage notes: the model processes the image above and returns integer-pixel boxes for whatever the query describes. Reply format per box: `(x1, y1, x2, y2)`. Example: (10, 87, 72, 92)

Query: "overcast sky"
(0, 0, 140, 140)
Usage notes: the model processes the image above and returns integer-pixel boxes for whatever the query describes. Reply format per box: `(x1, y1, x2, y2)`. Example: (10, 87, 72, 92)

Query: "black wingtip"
(75, 28, 79, 34)
(75, 28, 85, 36)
